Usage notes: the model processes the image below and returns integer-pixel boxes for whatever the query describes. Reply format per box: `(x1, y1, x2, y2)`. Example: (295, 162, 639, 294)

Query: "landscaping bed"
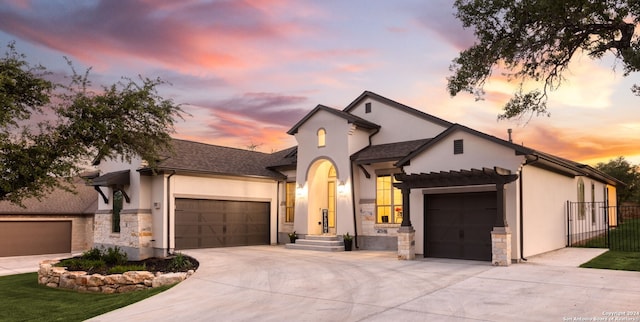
(39, 247, 199, 293)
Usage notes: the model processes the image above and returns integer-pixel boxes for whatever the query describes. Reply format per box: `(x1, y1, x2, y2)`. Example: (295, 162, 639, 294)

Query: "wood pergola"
(393, 167, 519, 229)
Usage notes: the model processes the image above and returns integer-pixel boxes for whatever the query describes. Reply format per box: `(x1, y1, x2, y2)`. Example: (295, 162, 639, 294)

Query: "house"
(0, 177, 97, 257)
(90, 91, 620, 264)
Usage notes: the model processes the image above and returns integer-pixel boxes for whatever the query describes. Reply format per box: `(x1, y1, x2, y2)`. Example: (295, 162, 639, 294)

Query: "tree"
(595, 157, 640, 203)
(448, 0, 640, 120)
(0, 42, 183, 205)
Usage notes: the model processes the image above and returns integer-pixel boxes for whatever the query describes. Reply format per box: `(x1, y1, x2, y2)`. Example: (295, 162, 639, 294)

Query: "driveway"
(83, 246, 640, 321)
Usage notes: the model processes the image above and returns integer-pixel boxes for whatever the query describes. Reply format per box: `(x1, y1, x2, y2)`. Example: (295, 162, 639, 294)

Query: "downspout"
(166, 171, 176, 256)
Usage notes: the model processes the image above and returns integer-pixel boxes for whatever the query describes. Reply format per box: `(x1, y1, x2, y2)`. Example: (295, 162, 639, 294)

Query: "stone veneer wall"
(38, 260, 193, 293)
(359, 201, 399, 250)
(94, 210, 153, 260)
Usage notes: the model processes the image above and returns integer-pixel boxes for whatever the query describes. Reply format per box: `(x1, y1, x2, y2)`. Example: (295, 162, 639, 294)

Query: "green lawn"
(0, 272, 174, 321)
(580, 251, 640, 271)
(579, 218, 640, 252)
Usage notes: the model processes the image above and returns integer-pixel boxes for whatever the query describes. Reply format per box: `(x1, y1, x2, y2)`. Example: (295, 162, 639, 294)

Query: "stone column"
(397, 226, 415, 260)
(397, 187, 415, 260)
(491, 226, 511, 266)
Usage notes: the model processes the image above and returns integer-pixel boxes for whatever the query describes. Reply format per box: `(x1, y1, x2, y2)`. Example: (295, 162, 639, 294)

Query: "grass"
(580, 251, 640, 272)
(578, 218, 640, 252)
(0, 272, 174, 321)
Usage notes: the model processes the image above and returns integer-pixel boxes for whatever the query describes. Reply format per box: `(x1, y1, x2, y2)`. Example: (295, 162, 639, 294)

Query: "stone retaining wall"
(38, 260, 194, 294)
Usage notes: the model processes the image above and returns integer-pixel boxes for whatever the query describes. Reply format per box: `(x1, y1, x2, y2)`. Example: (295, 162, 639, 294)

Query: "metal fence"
(567, 201, 640, 252)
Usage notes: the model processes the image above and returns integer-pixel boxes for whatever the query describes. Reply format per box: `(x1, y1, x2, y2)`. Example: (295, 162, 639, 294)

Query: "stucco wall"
(293, 110, 365, 236)
(347, 97, 448, 144)
(521, 165, 574, 257)
(404, 130, 523, 175)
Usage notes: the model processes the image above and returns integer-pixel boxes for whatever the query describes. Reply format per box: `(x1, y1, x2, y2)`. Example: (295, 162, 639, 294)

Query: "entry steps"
(285, 234, 344, 252)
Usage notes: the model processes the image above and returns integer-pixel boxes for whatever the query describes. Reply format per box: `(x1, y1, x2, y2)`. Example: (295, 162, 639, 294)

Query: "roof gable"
(287, 104, 380, 135)
(343, 91, 452, 128)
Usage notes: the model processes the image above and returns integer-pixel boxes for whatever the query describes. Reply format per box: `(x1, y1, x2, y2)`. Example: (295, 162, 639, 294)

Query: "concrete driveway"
(81, 246, 640, 321)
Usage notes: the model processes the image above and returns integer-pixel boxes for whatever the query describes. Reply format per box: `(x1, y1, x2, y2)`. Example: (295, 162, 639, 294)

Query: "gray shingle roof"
(150, 139, 286, 179)
(351, 139, 432, 164)
(0, 177, 98, 215)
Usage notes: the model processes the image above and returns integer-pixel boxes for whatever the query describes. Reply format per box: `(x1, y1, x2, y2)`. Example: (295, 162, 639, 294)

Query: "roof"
(266, 146, 298, 170)
(287, 104, 380, 135)
(0, 177, 98, 215)
(143, 139, 286, 179)
(343, 91, 452, 128)
(351, 139, 432, 164)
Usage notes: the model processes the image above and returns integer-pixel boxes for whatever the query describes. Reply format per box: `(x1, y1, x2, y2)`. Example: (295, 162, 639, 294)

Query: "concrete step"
(304, 235, 341, 241)
(285, 243, 344, 252)
(295, 239, 344, 246)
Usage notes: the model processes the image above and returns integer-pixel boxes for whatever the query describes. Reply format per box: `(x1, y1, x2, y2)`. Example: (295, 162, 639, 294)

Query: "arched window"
(317, 128, 326, 147)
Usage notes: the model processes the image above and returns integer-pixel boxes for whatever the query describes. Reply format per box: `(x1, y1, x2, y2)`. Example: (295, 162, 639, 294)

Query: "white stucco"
(347, 97, 448, 144)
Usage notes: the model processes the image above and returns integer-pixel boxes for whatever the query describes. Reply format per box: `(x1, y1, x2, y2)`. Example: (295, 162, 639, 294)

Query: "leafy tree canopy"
(448, 0, 640, 120)
(595, 156, 640, 203)
(0, 42, 184, 205)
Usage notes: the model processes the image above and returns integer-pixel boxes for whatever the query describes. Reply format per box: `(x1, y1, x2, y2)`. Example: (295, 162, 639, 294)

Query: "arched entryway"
(306, 159, 338, 235)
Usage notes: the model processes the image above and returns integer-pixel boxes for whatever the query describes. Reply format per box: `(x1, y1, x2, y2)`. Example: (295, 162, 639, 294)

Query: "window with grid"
(285, 182, 295, 222)
(376, 175, 403, 224)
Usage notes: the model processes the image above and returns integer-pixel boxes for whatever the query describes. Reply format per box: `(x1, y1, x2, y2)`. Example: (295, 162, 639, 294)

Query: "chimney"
(507, 129, 513, 143)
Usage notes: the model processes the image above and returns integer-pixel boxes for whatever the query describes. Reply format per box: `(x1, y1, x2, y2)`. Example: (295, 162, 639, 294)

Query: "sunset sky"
(1, 0, 638, 166)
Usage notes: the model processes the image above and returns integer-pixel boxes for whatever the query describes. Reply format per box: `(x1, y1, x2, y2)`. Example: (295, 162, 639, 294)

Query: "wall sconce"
(337, 181, 348, 195)
(296, 183, 307, 197)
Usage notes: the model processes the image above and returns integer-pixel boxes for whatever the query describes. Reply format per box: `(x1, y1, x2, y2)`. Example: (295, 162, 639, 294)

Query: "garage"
(174, 199, 270, 250)
(424, 191, 496, 261)
(0, 221, 72, 257)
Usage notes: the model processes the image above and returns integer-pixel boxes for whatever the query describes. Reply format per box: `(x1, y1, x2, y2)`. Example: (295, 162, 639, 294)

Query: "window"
(285, 182, 295, 222)
(376, 175, 403, 224)
(113, 190, 123, 233)
(317, 128, 326, 147)
(577, 178, 585, 219)
(454, 139, 464, 154)
(365, 102, 372, 113)
(328, 166, 336, 228)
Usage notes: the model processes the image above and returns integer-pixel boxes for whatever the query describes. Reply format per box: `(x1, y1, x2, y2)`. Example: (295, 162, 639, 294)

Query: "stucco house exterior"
(90, 91, 619, 264)
(0, 177, 96, 257)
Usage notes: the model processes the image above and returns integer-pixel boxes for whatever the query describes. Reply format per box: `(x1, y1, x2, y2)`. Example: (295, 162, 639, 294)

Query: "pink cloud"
(0, 0, 310, 73)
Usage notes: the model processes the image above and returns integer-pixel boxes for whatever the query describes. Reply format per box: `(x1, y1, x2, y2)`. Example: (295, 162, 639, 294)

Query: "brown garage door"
(424, 192, 496, 261)
(0, 221, 72, 257)
(174, 199, 270, 249)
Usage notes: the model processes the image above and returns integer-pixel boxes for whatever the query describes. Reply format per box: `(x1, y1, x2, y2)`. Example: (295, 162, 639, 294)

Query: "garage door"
(0, 221, 72, 257)
(424, 192, 496, 261)
(174, 199, 270, 249)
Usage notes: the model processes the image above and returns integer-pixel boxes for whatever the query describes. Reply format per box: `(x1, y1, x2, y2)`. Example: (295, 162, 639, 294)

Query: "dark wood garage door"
(174, 199, 270, 250)
(0, 221, 72, 257)
(424, 192, 496, 261)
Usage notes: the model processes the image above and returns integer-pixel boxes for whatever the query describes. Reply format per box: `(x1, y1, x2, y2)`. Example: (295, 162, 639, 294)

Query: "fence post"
(566, 200, 570, 247)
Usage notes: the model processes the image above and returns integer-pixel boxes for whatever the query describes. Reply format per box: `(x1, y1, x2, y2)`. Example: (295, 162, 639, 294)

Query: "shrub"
(103, 246, 128, 266)
(108, 264, 146, 274)
(56, 258, 106, 272)
(168, 253, 194, 272)
(81, 247, 103, 261)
